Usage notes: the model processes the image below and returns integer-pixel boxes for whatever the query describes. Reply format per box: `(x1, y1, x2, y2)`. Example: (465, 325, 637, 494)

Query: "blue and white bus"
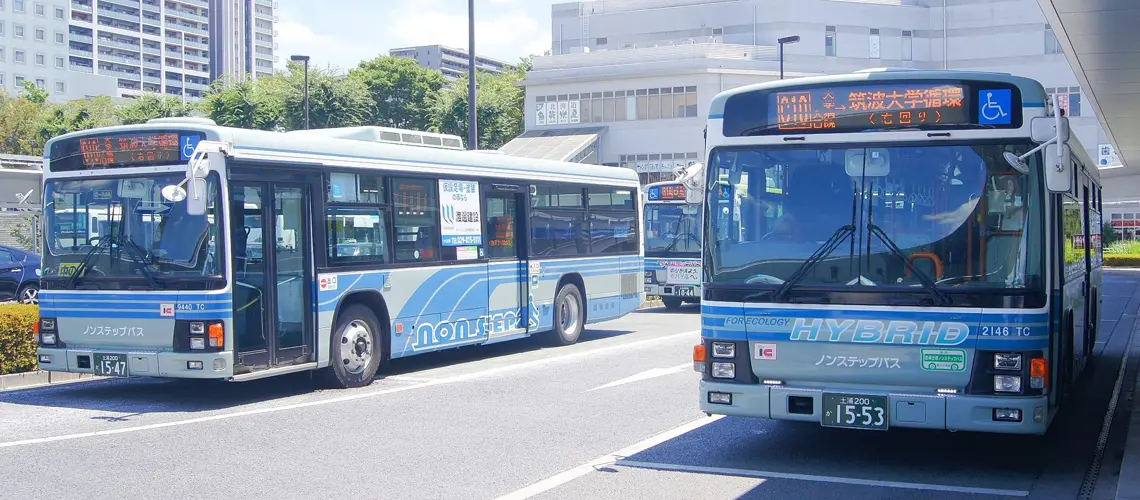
(35, 119, 644, 388)
(694, 69, 1103, 435)
(643, 162, 704, 310)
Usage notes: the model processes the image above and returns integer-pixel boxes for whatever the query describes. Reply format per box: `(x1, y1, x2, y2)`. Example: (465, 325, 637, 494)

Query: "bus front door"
(231, 181, 315, 373)
(484, 185, 531, 340)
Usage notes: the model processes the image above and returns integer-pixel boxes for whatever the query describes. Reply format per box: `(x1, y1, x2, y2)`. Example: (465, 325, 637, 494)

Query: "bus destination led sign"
(79, 132, 184, 166)
(771, 83, 968, 132)
(647, 184, 686, 201)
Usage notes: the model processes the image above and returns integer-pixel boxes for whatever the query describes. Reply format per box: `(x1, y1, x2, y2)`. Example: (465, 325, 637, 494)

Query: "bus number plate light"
(708, 392, 732, 405)
(187, 360, 204, 370)
(712, 342, 735, 358)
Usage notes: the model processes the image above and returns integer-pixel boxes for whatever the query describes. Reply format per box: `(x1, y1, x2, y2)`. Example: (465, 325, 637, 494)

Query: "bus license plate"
(93, 353, 129, 377)
(821, 393, 888, 430)
(675, 286, 696, 297)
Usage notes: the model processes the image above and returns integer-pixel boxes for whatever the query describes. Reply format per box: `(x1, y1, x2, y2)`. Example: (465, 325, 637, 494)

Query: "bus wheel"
(552, 284, 585, 346)
(662, 297, 683, 310)
(322, 304, 382, 389)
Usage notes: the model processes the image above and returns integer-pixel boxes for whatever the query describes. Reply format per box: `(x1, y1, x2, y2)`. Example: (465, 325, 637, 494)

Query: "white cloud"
(274, 19, 375, 72)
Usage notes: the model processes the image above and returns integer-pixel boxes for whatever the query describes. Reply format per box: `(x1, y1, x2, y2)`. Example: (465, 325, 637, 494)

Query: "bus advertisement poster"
(439, 179, 483, 247)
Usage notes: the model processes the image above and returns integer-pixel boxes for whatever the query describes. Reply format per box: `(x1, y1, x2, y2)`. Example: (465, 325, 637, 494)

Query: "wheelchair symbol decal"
(978, 89, 1012, 125)
(180, 135, 201, 161)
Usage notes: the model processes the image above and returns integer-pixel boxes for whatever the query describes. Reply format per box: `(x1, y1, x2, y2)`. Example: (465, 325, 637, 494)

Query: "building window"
(621, 152, 701, 184)
(34, 53, 43, 65)
(14, 25, 24, 38)
(14, 75, 24, 86)
(34, 28, 43, 41)
(34, 2, 43, 15)
(53, 55, 61, 67)
(537, 86, 698, 126)
(14, 50, 24, 63)
(54, 31, 62, 43)
(1047, 86, 1082, 117)
(54, 80, 62, 93)
(14, 0, 24, 13)
(34, 77, 43, 87)
(0, 22, 5, 36)
(825, 25, 837, 57)
(869, 28, 880, 59)
(596, 37, 607, 46)
(1045, 24, 1062, 54)
(902, 30, 913, 61)
(0, 48, 4, 61)
(54, 6, 63, 19)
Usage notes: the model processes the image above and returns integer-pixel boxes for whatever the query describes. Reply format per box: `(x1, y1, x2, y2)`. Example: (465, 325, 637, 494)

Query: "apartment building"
(209, 0, 277, 81)
(0, 0, 117, 100)
(507, 0, 1109, 185)
(389, 44, 513, 80)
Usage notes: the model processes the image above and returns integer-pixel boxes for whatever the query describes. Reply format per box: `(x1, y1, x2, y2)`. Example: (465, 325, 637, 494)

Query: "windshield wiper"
(766, 225, 855, 303)
(114, 233, 162, 289)
(64, 235, 114, 289)
(866, 223, 951, 306)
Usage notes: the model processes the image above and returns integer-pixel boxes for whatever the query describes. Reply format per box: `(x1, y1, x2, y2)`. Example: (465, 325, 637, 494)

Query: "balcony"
(254, 0, 274, 6)
(97, 8, 141, 24)
(98, 38, 141, 52)
(70, 62, 95, 73)
(142, 58, 160, 68)
(142, 44, 160, 55)
(183, 38, 207, 49)
(143, 73, 160, 84)
(168, 8, 207, 22)
(254, 9, 275, 21)
(98, 67, 141, 80)
(71, 1, 92, 13)
(70, 33, 94, 43)
(254, 25, 275, 36)
(99, 52, 142, 65)
(69, 47, 94, 58)
(184, 80, 207, 91)
(176, 0, 208, 8)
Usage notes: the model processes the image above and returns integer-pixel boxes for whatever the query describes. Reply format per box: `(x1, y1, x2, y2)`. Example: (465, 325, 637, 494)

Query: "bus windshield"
(645, 203, 702, 257)
(42, 174, 224, 288)
(705, 142, 1045, 293)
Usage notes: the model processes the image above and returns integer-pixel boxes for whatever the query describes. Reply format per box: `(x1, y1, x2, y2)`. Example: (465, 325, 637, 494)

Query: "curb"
(0, 370, 106, 393)
(1118, 350, 1140, 500)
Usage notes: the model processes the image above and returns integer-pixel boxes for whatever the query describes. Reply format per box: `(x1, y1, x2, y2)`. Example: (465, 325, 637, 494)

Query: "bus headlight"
(189, 337, 206, 350)
(994, 353, 1022, 370)
(711, 362, 735, 379)
(711, 342, 735, 358)
(994, 375, 1022, 393)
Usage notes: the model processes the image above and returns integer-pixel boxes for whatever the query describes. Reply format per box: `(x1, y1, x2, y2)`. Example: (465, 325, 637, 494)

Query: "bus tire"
(321, 304, 383, 389)
(662, 297, 683, 310)
(552, 283, 585, 346)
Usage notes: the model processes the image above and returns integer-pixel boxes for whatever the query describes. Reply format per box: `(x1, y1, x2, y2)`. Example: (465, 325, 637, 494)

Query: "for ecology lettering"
(789, 318, 969, 346)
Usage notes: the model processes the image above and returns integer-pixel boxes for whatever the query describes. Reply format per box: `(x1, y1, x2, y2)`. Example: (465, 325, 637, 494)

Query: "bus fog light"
(187, 360, 204, 370)
(190, 337, 206, 350)
(994, 353, 1022, 370)
(708, 392, 732, 405)
(994, 375, 1022, 393)
(213, 358, 226, 371)
(711, 362, 735, 379)
(712, 342, 736, 358)
(39, 354, 52, 364)
(993, 408, 1022, 422)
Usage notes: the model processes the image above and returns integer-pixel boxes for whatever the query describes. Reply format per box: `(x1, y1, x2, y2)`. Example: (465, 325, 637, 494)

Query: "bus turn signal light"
(1030, 358, 1047, 389)
(208, 323, 224, 348)
(693, 344, 707, 372)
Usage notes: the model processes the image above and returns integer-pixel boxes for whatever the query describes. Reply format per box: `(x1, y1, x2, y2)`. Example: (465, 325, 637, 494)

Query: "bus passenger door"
(484, 185, 530, 340)
(231, 180, 314, 372)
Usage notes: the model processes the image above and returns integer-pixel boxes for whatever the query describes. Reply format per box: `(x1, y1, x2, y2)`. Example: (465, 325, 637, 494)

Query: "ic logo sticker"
(160, 303, 175, 317)
(753, 342, 777, 361)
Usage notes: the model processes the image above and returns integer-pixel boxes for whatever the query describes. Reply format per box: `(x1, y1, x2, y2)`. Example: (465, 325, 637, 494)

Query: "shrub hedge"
(1105, 254, 1140, 268)
(0, 304, 38, 375)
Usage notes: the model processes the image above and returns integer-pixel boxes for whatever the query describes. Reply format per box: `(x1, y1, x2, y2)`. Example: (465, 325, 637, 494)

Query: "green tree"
(37, 96, 119, 145)
(0, 90, 49, 155)
(431, 67, 526, 150)
(203, 75, 286, 130)
(19, 81, 49, 105)
(281, 61, 371, 130)
(351, 56, 446, 131)
(116, 94, 197, 125)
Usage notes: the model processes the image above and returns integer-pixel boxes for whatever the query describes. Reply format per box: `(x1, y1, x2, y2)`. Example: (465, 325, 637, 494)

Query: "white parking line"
(494, 415, 725, 500)
(0, 330, 699, 450)
(614, 460, 1030, 497)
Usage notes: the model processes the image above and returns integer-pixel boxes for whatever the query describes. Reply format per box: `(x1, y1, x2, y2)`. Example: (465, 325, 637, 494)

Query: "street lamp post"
(777, 35, 800, 80)
(467, 0, 478, 150)
(290, 54, 311, 129)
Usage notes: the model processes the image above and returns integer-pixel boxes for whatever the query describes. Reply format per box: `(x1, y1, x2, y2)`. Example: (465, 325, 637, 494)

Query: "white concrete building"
(0, 0, 118, 100)
(209, 0, 278, 82)
(507, 0, 1110, 185)
(389, 44, 513, 81)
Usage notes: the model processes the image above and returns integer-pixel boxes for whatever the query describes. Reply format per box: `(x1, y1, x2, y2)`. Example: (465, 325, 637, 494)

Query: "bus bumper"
(36, 347, 235, 380)
(699, 380, 1050, 435)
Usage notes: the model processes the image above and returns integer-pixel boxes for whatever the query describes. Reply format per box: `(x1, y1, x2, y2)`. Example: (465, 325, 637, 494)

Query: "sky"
(274, 0, 560, 72)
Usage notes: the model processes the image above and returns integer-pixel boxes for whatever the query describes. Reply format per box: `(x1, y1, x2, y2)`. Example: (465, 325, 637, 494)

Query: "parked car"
(0, 245, 39, 304)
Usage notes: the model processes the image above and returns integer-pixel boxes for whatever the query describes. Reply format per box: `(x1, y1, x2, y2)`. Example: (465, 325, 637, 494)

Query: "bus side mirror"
(1043, 143, 1072, 193)
(185, 178, 208, 216)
